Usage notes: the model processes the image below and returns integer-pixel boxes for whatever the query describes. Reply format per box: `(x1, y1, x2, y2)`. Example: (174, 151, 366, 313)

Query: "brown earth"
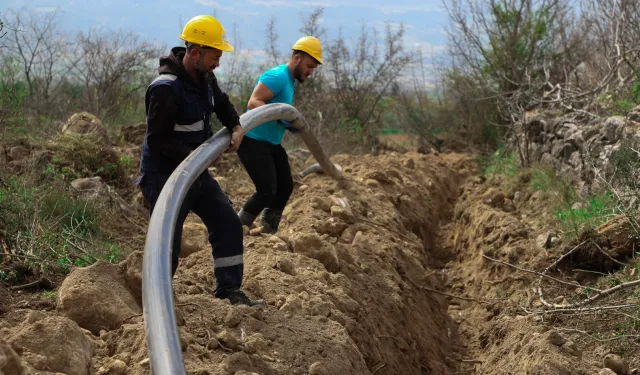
(1, 119, 639, 374)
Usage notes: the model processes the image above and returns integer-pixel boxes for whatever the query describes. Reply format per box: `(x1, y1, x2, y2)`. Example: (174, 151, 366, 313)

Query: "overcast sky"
(2, 0, 449, 57)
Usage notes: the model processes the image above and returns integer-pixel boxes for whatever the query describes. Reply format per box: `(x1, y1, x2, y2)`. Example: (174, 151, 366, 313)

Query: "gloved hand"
(278, 119, 300, 134)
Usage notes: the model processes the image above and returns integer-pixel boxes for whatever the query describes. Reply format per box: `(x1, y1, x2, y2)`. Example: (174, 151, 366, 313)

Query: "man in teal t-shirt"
(236, 36, 323, 233)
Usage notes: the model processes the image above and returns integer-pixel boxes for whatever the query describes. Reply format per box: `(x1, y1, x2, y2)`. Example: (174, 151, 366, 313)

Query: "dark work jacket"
(139, 47, 240, 175)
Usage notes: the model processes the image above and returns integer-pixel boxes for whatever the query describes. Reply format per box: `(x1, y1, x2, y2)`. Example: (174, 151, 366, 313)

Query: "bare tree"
(293, 8, 328, 110)
(0, 14, 6, 40)
(73, 29, 161, 122)
(326, 21, 413, 135)
(264, 16, 281, 67)
(3, 9, 59, 99)
(578, 0, 640, 92)
(0, 8, 80, 117)
(218, 23, 257, 113)
(397, 49, 448, 151)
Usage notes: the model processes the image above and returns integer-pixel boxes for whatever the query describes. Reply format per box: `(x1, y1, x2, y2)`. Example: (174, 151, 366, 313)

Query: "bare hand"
(226, 125, 244, 153)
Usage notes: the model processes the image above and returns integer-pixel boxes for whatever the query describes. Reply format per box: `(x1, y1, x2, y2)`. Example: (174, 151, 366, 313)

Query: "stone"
(602, 116, 625, 143)
(536, 232, 554, 249)
(71, 177, 105, 193)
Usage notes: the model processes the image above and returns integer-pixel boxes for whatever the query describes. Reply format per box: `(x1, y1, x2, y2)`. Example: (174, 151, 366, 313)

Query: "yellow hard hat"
(292, 36, 323, 64)
(179, 15, 234, 52)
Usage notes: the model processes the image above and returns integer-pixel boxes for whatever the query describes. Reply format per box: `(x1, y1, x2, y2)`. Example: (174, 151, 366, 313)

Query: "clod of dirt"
(243, 334, 267, 355)
(217, 330, 240, 350)
(120, 123, 146, 145)
(224, 309, 242, 328)
(0, 339, 27, 375)
(316, 217, 349, 238)
(57, 261, 141, 334)
(8, 146, 30, 161)
(546, 330, 566, 346)
(308, 361, 329, 375)
(600, 369, 618, 375)
(483, 188, 505, 209)
(62, 112, 108, 140)
(562, 341, 582, 358)
(123, 252, 143, 303)
(289, 232, 340, 273)
(273, 257, 296, 275)
(180, 223, 208, 258)
(8, 313, 93, 375)
(220, 352, 253, 374)
(102, 359, 127, 375)
(604, 354, 629, 375)
(310, 196, 331, 212)
(330, 205, 355, 224)
(310, 301, 332, 317)
(0, 146, 7, 167)
(71, 177, 105, 194)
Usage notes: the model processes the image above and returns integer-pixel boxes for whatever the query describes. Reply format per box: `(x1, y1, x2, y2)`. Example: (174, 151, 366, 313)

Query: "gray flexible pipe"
(142, 103, 341, 375)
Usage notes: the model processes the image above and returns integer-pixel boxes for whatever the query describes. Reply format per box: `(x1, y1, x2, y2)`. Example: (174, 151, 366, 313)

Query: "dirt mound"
(7, 311, 94, 375)
(57, 261, 142, 335)
(120, 122, 146, 145)
(0, 339, 27, 375)
(1, 149, 496, 374)
(62, 112, 108, 141)
(80, 151, 472, 374)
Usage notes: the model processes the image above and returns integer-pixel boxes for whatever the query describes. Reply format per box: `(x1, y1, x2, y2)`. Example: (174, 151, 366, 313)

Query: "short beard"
(293, 63, 305, 83)
(194, 53, 212, 78)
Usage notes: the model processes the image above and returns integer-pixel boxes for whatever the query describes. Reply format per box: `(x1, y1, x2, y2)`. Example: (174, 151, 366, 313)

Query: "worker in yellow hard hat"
(136, 15, 262, 306)
(236, 36, 323, 233)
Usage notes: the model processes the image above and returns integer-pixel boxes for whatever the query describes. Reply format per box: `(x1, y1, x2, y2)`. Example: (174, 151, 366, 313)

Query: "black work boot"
(237, 209, 257, 228)
(224, 289, 265, 306)
(259, 208, 283, 234)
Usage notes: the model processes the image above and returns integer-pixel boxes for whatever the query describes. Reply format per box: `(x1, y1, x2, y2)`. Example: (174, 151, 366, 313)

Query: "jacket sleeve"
(145, 85, 193, 162)
(208, 73, 241, 132)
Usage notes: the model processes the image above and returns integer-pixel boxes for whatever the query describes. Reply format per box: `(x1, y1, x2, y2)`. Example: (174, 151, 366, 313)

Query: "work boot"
(260, 208, 283, 234)
(237, 209, 257, 228)
(224, 289, 265, 306)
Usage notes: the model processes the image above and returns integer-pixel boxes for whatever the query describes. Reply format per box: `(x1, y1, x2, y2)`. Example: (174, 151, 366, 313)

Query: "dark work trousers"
(138, 171, 243, 298)
(236, 136, 294, 217)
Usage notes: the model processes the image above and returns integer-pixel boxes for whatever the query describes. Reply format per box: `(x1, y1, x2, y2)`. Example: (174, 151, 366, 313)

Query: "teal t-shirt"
(245, 64, 296, 145)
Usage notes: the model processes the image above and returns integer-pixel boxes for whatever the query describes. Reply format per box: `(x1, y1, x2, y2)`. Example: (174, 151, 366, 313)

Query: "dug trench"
(1, 149, 478, 375)
(441, 171, 640, 375)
